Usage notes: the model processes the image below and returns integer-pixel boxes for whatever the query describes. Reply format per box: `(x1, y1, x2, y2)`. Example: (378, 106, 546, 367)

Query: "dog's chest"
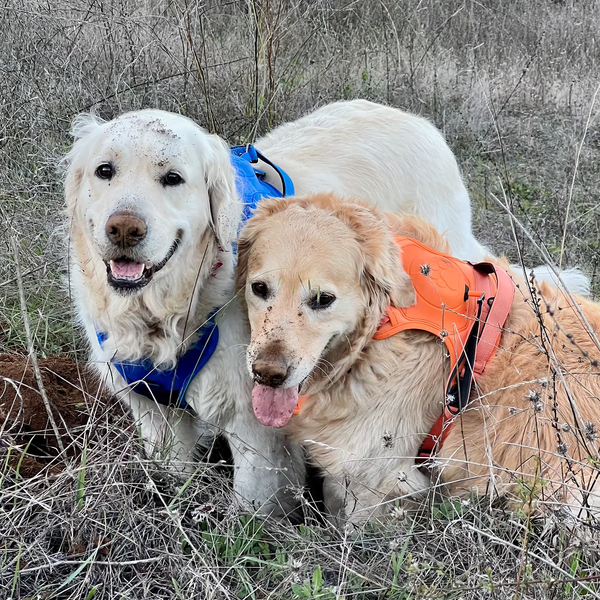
(290, 391, 433, 479)
(289, 334, 447, 476)
(183, 308, 253, 422)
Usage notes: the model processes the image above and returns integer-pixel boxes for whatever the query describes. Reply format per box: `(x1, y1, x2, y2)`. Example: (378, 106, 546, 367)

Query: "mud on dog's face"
(65, 110, 237, 295)
(237, 195, 415, 428)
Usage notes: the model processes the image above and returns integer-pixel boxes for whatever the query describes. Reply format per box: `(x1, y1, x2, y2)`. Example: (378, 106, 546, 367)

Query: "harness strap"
(230, 144, 295, 198)
(416, 263, 514, 463)
(254, 148, 295, 197)
(416, 295, 484, 462)
(97, 317, 219, 411)
(471, 263, 514, 375)
(294, 394, 309, 415)
(445, 293, 485, 414)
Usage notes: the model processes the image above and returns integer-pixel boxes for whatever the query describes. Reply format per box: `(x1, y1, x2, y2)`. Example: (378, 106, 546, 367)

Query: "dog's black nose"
(252, 358, 289, 387)
(105, 213, 147, 249)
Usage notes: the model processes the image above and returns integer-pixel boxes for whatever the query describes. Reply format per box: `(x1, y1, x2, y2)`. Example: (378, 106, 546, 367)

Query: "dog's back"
(440, 279, 600, 511)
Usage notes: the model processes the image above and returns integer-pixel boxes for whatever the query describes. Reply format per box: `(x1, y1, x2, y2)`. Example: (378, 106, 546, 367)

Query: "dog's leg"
(322, 475, 347, 528)
(224, 408, 306, 519)
(323, 464, 431, 528)
(321, 476, 386, 527)
(126, 392, 213, 474)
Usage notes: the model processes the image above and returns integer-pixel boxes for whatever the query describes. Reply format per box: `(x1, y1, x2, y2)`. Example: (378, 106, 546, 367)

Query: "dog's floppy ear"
(333, 202, 415, 308)
(235, 226, 253, 296)
(235, 197, 291, 294)
(205, 134, 242, 251)
(64, 113, 105, 213)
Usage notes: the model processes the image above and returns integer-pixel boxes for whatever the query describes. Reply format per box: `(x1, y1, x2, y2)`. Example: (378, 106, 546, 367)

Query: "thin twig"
(3, 211, 65, 455)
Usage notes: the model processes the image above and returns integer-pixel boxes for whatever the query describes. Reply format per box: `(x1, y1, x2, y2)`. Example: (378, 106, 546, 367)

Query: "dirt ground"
(0, 353, 125, 477)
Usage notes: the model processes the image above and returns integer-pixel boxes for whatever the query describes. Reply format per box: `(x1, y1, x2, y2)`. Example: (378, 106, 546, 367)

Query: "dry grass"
(2, 0, 600, 597)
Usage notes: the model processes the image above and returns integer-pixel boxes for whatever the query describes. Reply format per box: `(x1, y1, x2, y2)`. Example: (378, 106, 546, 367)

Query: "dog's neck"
(72, 226, 236, 369)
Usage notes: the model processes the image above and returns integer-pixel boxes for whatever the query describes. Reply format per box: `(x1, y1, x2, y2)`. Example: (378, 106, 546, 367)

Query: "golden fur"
(238, 192, 600, 524)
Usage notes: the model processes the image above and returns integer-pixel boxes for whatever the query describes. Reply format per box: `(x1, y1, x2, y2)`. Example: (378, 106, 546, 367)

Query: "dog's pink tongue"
(252, 384, 299, 428)
(110, 260, 144, 279)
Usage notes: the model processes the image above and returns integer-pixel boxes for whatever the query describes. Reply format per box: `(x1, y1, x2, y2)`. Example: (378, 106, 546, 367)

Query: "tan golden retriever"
(237, 193, 600, 525)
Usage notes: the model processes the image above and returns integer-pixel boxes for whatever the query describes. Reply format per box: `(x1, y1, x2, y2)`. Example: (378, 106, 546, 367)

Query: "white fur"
(64, 100, 586, 517)
(258, 100, 487, 261)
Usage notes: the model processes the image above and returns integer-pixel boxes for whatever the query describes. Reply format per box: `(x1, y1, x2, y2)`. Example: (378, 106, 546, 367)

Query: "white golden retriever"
(63, 99, 583, 517)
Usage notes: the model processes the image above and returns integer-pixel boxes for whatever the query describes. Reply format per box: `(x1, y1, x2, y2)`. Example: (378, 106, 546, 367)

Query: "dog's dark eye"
(251, 281, 269, 299)
(309, 292, 336, 310)
(95, 163, 114, 180)
(162, 171, 184, 187)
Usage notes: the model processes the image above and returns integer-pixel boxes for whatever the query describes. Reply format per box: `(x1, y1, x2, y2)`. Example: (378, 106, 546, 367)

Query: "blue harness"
(229, 144, 294, 228)
(97, 145, 294, 410)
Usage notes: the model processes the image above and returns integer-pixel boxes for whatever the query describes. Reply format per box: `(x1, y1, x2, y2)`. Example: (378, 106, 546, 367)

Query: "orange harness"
(295, 236, 515, 464)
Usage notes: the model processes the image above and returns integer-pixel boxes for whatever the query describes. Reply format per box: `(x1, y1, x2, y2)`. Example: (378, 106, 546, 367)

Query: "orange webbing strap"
(472, 263, 514, 376)
(416, 299, 484, 463)
(416, 411, 450, 462)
